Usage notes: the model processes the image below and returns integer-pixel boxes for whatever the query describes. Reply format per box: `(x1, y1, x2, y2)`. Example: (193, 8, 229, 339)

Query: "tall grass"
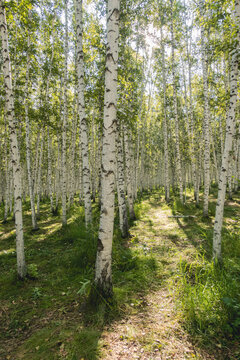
(176, 253, 240, 340)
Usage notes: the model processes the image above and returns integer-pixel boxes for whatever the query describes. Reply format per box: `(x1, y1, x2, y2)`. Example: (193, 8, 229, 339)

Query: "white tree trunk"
(69, 91, 78, 207)
(160, 26, 170, 202)
(55, 134, 61, 211)
(171, 5, 183, 203)
(37, 130, 44, 217)
(0, 2, 26, 278)
(78, 133, 83, 204)
(25, 35, 37, 229)
(116, 122, 129, 238)
(124, 125, 136, 220)
(213, 12, 239, 261)
(94, 0, 120, 297)
(4, 152, 10, 222)
(33, 131, 40, 198)
(61, 0, 68, 226)
(76, 0, 92, 225)
(200, 0, 211, 216)
(47, 126, 54, 213)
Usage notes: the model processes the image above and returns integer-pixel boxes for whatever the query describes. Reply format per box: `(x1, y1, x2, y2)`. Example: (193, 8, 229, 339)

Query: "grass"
(0, 188, 240, 359)
(167, 189, 240, 356)
(0, 196, 161, 359)
(133, 188, 240, 357)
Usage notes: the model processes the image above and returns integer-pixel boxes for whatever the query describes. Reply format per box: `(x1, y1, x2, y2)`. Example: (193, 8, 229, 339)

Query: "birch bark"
(25, 35, 37, 229)
(3, 117, 10, 222)
(124, 125, 136, 220)
(33, 131, 40, 197)
(37, 130, 44, 217)
(47, 126, 54, 213)
(4, 151, 10, 222)
(200, 0, 211, 216)
(69, 91, 78, 207)
(171, 1, 183, 203)
(116, 122, 129, 238)
(0, 2, 26, 278)
(55, 134, 61, 212)
(160, 25, 170, 202)
(61, 0, 68, 225)
(213, 0, 239, 261)
(94, 0, 120, 297)
(76, 0, 92, 225)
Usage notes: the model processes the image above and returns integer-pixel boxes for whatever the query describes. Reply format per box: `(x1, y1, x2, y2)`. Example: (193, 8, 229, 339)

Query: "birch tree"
(116, 122, 129, 238)
(213, 0, 240, 261)
(76, 0, 92, 225)
(200, 0, 211, 216)
(171, 0, 183, 203)
(160, 24, 170, 202)
(61, 0, 68, 226)
(25, 34, 38, 230)
(0, 1, 26, 278)
(93, 0, 120, 298)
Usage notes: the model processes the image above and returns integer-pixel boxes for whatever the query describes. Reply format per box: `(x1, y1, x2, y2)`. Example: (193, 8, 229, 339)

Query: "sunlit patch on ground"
(0, 228, 16, 241)
(0, 248, 15, 256)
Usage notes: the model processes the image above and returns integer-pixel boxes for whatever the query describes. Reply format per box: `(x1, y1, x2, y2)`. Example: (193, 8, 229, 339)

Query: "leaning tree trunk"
(0, 2, 26, 278)
(213, 0, 240, 261)
(76, 0, 92, 225)
(94, 0, 120, 299)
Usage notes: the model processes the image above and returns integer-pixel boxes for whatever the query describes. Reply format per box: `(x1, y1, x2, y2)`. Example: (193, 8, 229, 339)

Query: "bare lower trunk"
(160, 26, 170, 202)
(76, 0, 92, 225)
(171, 1, 183, 202)
(94, 0, 120, 298)
(0, 3, 26, 278)
(47, 126, 54, 213)
(213, 41, 238, 261)
(116, 122, 129, 238)
(37, 130, 44, 217)
(124, 125, 136, 220)
(200, 0, 211, 216)
(25, 35, 37, 229)
(61, 0, 68, 226)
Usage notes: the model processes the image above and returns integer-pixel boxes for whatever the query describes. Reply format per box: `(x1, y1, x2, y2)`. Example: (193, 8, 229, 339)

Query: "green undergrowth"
(176, 256, 240, 339)
(137, 188, 240, 357)
(1, 189, 240, 359)
(0, 196, 160, 359)
(169, 190, 240, 355)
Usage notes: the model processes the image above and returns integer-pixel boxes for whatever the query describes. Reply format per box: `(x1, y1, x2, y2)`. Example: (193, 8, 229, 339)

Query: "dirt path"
(100, 202, 214, 360)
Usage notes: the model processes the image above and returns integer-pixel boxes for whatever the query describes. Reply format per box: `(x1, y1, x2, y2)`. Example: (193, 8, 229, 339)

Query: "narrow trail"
(100, 200, 214, 360)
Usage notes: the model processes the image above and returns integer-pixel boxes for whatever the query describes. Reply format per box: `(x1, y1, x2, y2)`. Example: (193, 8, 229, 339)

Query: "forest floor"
(101, 202, 209, 360)
(0, 190, 240, 360)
